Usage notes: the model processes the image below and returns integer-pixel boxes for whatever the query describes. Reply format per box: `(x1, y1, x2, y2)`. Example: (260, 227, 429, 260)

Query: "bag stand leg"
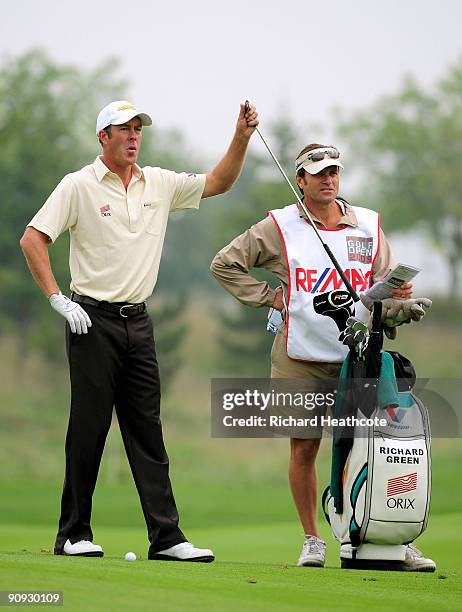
(340, 544, 406, 571)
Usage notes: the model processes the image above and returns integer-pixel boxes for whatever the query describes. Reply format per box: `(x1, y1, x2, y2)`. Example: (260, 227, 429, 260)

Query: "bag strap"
(321, 486, 332, 525)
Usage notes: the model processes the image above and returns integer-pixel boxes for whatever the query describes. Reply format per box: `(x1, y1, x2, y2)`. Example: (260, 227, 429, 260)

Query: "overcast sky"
(3, 0, 461, 291)
(2, 0, 461, 160)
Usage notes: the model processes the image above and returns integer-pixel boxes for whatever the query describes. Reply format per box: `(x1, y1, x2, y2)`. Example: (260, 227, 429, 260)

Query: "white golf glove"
(49, 293, 92, 334)
(360, 294, 432, 332)
(382, 297, 432, 327)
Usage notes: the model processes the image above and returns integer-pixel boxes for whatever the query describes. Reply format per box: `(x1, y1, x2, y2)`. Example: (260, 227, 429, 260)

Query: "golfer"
(211, 143, 435, 570)
(20, 99, 258, 561)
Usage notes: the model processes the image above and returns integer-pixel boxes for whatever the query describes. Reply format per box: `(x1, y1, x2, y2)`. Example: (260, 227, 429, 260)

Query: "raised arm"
(202, 103, 259, 198)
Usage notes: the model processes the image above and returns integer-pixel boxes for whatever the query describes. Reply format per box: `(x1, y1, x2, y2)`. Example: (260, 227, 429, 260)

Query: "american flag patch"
(387, 472, 417, 496)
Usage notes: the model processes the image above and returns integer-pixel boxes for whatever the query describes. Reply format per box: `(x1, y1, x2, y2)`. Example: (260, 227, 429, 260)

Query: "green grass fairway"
(1, 441, 460, 611)
(0, 516, 460, 612)
(1, 478, 461, 611)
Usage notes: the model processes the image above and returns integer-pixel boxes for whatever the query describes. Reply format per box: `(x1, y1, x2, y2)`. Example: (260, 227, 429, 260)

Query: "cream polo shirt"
(28, 156, 206, 303)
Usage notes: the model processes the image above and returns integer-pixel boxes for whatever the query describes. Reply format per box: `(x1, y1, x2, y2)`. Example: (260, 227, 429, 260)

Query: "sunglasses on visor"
(295, 148, 340, 170)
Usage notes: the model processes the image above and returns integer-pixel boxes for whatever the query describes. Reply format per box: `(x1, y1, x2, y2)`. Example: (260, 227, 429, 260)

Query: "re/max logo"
(294, 267, 372, 293)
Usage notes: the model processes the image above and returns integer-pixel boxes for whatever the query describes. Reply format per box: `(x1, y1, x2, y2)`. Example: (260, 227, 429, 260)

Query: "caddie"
(20, 99, 258, 562)
(210, 143, 434, 570)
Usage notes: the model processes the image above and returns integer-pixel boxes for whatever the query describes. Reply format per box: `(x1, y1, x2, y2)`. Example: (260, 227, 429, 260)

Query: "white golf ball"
(125, 552, 136, 562)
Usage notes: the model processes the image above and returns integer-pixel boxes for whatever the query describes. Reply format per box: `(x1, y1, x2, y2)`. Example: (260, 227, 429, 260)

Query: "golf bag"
(322, 303, 432, 568)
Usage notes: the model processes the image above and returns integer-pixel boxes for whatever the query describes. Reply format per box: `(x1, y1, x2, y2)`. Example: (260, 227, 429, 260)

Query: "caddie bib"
(269, 203, 380, 363)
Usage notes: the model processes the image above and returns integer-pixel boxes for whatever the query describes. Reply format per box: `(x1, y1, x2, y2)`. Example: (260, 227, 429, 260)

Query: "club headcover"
(313, 290, 354, 332)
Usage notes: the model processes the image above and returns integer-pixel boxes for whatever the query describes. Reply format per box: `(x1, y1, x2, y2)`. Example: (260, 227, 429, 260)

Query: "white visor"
(295, 147, 344, 175)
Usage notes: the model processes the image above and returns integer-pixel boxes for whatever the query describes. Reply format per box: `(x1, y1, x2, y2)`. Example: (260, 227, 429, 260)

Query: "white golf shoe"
(297, 535, 326, 567)
(402, 543, 436, 572)
(62, 539, 104, 557)
(150, 542, 215, 563)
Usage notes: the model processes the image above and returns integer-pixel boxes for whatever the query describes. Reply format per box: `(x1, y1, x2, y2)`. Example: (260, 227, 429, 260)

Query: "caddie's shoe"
(61, 539, 104, 557)
(402, 543, 436, 572)
(297, 535, 326, 567)
(149, 542, 214, 563)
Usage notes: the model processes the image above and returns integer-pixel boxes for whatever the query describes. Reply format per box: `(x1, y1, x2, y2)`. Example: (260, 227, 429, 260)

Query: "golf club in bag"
(322, 302, 432, 570)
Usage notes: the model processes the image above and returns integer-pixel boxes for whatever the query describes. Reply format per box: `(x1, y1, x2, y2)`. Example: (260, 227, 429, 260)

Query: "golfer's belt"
(71, 293, 147, 318)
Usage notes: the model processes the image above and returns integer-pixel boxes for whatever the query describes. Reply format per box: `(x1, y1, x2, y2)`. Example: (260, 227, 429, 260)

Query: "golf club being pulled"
(244, 100, 359, 303)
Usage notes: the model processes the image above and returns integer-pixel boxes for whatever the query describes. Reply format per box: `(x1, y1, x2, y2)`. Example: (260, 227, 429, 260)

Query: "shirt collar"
(93, 156, 145, 182)
(298, 198, 358, 228)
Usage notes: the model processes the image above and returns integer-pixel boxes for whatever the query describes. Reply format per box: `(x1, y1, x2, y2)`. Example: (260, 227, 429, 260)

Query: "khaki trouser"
(269, 323, 342, 439)
(271, 322, 342, 380)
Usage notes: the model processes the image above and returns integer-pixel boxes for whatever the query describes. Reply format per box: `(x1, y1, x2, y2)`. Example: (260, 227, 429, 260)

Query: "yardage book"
(364, 264, 421, 300)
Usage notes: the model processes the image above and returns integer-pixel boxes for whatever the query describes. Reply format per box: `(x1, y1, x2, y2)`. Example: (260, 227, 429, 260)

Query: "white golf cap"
(295, 147, 344, 175)
(96, 100, 152, 134)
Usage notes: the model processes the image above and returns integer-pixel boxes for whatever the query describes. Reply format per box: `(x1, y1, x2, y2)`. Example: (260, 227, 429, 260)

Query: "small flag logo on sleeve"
(387, 472, 417, 496)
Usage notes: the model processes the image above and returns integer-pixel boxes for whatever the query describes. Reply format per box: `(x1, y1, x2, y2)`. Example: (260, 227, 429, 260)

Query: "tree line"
(1, 49, 461, 380)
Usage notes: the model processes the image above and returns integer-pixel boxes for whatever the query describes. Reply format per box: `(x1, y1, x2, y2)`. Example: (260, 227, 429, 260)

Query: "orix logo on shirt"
(100, 204, 111, 217)
(346, 236, 373, 263)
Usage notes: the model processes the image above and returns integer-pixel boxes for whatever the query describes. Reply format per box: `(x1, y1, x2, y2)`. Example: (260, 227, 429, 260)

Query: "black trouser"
(54, 304, 186, 556)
